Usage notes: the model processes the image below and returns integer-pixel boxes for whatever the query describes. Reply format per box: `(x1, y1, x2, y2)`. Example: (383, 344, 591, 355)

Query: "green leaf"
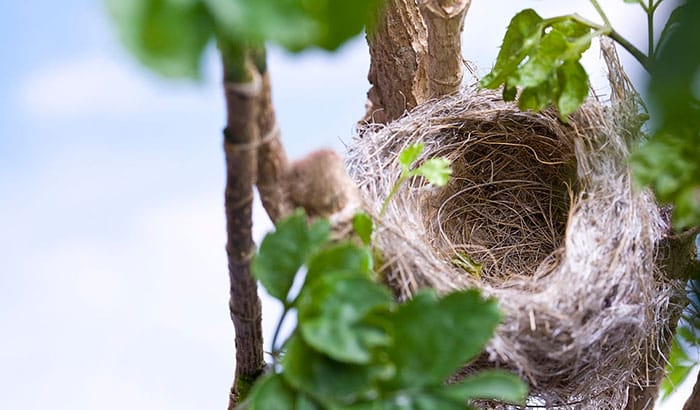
(107, 0, 384, 79)
(230, 0, 383, 52)
(438, 370, 528, 405)
(630, 129, 700, 229)
(452, 252, 483, 278)
(398, 144, 425, 172)
(516, 29, 568, 87)
(297, 273, 394, 364)
(252, 210, 330, 302)
(415, 158, 452, 187)
(383, 289, 501, 388)
(352, 212, 374, 246)
(551, 18, 592, 40)
(636, 1, 700, 228)
(305, 243, 373, 285)
(481, 10, 593, 118)
(518, 79, 557, 112)
(247, 373, 295, 410)
(503, 83, 517, 101)
(649, 1, 700, 128)
(660, 337, 697, 400)
(677, 326, 700, 345)
(296, 394, 321, 410)
(105, 0, 214, 79)
(480, 9, 544, 89)
(282, 334, 389, 405)
(340, 393, 473, 410)
(556, 60, 589, 117)
(656, 5, 687, 55)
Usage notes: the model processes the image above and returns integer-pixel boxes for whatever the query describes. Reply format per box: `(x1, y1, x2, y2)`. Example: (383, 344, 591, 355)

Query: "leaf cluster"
(247, 210, 527, 409)
(480, 9, 595, 120)
(104, 0, 384, 78)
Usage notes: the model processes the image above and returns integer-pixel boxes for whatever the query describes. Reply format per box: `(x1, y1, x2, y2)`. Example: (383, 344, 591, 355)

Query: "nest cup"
(347, 79, 683, 407)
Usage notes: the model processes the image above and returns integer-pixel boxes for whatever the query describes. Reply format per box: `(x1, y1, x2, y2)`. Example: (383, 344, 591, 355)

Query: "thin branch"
(570, 12, 651, 72)
(589, 0, 612, 28)
(608, 28, 651, 72)
(270, 306, 291, 364)
(683, 352, 700, 409)
(220, 42, 267, 409)
(647, 0, 655, 59)
(418, 0, 472, 97)
(256, 66, 292, 223)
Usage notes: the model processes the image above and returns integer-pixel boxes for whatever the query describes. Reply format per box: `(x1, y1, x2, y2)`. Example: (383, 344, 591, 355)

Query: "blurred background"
(0, 1, 694, 408)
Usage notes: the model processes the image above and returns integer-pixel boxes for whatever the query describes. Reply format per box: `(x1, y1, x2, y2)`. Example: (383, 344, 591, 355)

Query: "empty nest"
(346, 48, 684, 408)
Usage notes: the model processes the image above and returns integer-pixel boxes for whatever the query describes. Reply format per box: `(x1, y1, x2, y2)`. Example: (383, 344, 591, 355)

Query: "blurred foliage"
(247, 210, 528, 409)
(631, 0, 700, 229)
(661, 265, 700, 400)
(105, 0, 383, 79)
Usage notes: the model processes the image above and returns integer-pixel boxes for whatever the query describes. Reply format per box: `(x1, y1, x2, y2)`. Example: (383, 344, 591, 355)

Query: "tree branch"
(364, 0, 429, 124)
(256, 69, 292, 223)
(220, 46, 266, 408)
(418, 0, 471, 98)
(683, 369, 700, 410)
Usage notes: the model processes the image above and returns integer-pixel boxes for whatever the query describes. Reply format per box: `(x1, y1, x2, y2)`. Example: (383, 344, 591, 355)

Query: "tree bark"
(418, 0, 470, 98)
(256, 70, 292, 223)
(221, 49, 266, 408)
(684, 369, 700, 410)
(364, 0, 429, 124)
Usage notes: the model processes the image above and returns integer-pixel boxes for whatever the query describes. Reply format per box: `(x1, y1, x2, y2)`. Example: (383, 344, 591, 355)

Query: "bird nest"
(346, 58, 684, 408)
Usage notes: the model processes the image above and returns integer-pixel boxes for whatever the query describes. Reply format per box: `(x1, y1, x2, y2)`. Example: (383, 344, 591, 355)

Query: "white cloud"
(17, 55, 219, 118)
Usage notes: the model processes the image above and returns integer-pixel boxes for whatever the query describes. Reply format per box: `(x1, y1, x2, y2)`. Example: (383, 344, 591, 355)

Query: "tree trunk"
(363, 0, 470, 125)
(418, 0, 470, 97)
(364, 0, 429, 124)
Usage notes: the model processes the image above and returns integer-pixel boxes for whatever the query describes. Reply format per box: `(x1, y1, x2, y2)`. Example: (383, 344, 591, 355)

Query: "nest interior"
(347, 78, 684, 408)
(427, 111, 577, 284)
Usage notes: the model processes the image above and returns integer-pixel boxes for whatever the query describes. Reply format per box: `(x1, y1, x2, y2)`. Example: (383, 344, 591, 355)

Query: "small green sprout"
(380, 143, 453, 216)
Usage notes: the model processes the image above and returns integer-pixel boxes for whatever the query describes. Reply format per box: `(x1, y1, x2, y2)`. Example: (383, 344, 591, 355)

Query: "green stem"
(609, 28, 651, 71)
(217, 37, 256, 83)
(380, 174, 408, 217)
(271, 306, 290, 362)
(589, 0, 612, 28)
(647, 0, 655, 59)
(567, 14, 651, 71)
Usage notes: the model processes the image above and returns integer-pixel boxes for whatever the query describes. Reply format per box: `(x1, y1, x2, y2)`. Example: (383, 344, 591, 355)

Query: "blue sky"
(0, 1, 693, 409)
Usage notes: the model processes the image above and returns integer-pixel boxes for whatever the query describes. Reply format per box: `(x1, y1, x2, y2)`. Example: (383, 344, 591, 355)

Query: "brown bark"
(364, 0, 429, 124)
(625, 226, 699, 410)
(222, 55, 266, 409)
(418, 0, 470, 98)
(684, 370, 700, 410)
(256, 71, 292, 223)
